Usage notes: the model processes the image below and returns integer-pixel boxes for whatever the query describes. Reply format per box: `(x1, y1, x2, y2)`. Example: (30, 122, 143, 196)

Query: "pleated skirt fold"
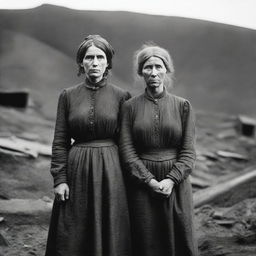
(45, 143, 131, 256)
(128, 158, 198, 256)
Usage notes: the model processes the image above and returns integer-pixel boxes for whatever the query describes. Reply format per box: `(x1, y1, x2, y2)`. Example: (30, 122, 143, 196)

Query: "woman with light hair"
(120, 43, 198, 256)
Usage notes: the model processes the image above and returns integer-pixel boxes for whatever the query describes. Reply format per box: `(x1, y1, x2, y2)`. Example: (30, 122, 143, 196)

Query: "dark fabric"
(45, 81, 131, 256)
(120, 89, 198, 256)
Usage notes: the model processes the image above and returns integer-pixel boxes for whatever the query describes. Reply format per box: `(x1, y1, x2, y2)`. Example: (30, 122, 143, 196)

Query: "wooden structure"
(236, 115, 256, 137)
(193, 169, 256, 208)
(0, 90, 29, 108)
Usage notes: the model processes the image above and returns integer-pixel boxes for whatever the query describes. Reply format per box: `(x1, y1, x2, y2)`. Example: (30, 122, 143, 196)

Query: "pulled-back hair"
(134, 42, 174, 76)
(76, 35, 115, 77)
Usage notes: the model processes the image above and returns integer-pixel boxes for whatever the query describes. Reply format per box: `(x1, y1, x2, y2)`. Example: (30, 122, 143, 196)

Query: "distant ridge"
(0, 4, 256, 117)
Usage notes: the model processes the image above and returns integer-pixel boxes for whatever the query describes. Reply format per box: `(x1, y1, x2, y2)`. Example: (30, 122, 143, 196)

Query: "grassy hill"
(0, 29, 79, 118)
(0, 4, 256, 118)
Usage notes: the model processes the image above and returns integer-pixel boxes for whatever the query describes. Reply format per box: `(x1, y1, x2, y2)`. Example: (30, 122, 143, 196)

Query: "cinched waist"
(139, 149, 178, 162)
(73, 139, 115, 148)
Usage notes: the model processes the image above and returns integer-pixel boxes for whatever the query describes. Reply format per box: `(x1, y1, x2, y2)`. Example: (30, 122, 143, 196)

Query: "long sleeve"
(50, 90, 71, 187)
(117, 91, 132, 131)
(120, 102, 155, 184)
(166, 100, 196, 184)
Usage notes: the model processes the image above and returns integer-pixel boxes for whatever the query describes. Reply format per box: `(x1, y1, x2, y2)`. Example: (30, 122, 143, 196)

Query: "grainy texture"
(45, 79, 131, 256)
(120, 88, 198, 256)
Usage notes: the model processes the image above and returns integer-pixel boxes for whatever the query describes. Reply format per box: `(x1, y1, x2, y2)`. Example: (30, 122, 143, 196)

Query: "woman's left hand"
(158, 179, 175, 198)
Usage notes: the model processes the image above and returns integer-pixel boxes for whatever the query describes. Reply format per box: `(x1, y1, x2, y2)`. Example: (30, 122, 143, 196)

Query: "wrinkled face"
(81, 45, 108, 82)
(142, 56, 167, 88)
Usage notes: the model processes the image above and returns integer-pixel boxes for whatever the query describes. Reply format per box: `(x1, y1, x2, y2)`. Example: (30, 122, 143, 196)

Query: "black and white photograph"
(0, 1, 256, 255)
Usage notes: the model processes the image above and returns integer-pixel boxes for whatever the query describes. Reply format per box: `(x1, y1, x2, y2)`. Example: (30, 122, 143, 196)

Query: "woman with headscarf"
(120, 43, 198, 256)
(45, 35, 131, 256)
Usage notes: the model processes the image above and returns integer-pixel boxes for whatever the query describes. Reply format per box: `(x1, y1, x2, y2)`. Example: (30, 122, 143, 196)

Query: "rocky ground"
(1, 106, 256, 256)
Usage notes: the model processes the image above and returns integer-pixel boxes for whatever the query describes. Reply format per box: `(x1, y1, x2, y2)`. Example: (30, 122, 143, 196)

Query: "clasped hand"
(148, 178, 174, 198)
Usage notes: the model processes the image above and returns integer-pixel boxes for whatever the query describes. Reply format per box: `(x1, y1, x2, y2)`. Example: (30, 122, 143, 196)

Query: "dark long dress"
(120, 88, 198, 256)
(45, 78, 131, 256)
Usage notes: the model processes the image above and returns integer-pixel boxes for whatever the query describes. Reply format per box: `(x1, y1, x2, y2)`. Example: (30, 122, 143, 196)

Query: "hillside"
(1, 5, 256, 255)
(0, 4, 256, 119)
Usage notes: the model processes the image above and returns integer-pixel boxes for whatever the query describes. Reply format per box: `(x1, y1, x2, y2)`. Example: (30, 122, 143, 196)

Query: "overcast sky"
(1, 0, 255, 30)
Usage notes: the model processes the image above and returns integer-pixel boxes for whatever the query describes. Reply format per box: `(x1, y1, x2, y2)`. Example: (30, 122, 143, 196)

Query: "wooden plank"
(193, 169, 256, 208)
(0, 147, 28, 157)
(0, 136, 51, 158)
(0, 137, 38, 158)
(15, 137, 51, 156)
(216, 150, 249, 161)
(0, 199, 53, 214)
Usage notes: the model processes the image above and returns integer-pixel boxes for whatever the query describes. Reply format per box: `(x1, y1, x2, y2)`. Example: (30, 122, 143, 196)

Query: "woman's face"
(142, 56, 167, 89)
(81, 45, 108, 82)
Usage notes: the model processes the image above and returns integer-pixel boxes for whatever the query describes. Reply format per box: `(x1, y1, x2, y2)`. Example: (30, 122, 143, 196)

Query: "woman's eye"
(143, 66, 152, 70)
(84, 56, 93, 60)
(155, 65, 162, 69)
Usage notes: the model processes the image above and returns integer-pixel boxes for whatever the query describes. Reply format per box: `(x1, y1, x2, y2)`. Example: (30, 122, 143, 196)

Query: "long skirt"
(45, 140, 131, 256)
(128, 157, 198, 256)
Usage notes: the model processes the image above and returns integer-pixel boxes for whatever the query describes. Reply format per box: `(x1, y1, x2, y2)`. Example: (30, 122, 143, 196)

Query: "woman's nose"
(92, 57, 99, 66)
(151, 67, 157, 77)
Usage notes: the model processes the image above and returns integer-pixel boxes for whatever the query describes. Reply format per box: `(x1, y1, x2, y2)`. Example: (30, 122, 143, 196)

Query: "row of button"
(88, 91, 96, 130)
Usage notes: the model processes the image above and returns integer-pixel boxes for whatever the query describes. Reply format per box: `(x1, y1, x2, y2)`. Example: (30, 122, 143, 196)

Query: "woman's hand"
(54, 183, 69, 202)
(148, 179, 162, 193)
(158, 179, 175, 198)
